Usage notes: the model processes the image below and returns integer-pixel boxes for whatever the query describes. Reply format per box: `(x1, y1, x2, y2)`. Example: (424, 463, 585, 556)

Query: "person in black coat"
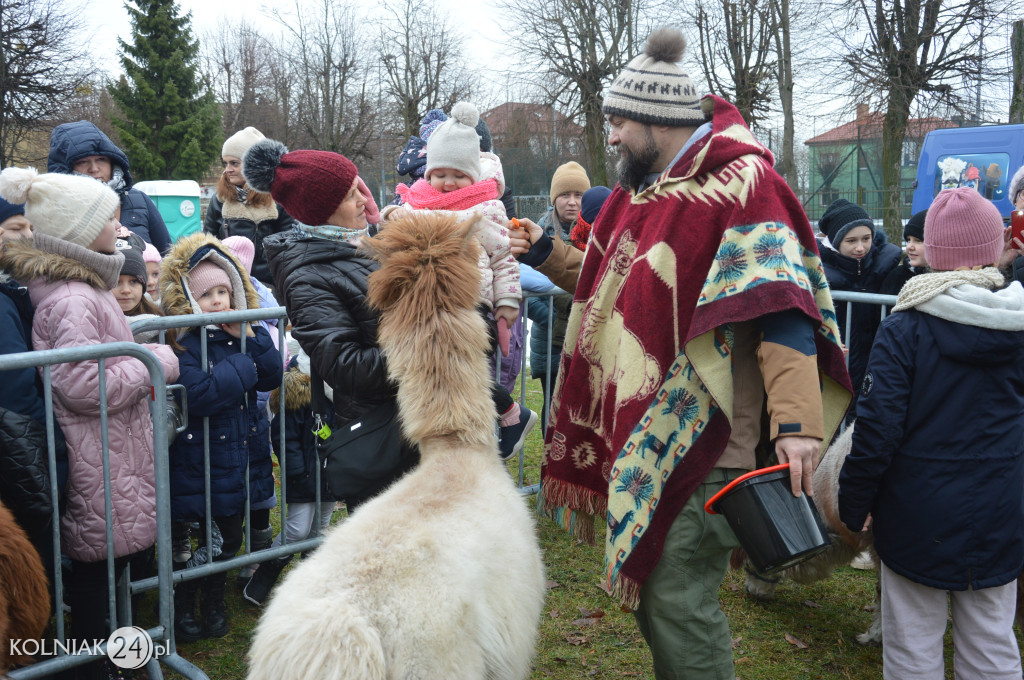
(204, 127, 295, 288)
(47, 121, 172, 253)
(817, 199, 901, 407)
(879, 209, 928, 307)
(249, 140, 418, 511)
(839, 188, 1024, 679)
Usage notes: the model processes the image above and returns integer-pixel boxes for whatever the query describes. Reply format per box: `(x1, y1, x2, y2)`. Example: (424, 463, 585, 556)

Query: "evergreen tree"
(108, 0, 221, 180)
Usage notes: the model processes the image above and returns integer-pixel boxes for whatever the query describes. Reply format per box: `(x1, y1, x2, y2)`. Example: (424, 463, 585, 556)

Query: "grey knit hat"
(425, 102, 482, 183)
(602, 28, 704, 127)
(1010, 163, 1024, 206)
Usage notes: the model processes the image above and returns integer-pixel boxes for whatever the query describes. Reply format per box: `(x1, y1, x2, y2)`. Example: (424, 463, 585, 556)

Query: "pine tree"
(108, 0, 221, 180)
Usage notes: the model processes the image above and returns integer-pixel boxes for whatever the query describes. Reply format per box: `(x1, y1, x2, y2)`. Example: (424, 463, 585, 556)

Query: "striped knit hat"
(602, 28, 704, 127)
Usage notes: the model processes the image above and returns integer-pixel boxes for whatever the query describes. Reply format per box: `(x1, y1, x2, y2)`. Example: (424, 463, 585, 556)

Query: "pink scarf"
(396, 178, 499, 211)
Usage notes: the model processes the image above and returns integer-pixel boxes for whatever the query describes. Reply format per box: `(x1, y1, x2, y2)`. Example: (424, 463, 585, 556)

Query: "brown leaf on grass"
(566, 633, 589, 646)
(577, 607, 605, 619)
(731, 636, 743, 649)
(620, 604, 632, 613)
(784, 632, 809, 649)
(803, 600, 822, 608)
(571, 616, 601, 627)
(735, 656, 750, 664)
(545, 580, 561, 590)
(548, 610, 560, 618)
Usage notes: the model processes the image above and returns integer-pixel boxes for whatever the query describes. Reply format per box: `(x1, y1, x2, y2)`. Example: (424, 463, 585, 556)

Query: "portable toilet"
(133, 180, 202, 242)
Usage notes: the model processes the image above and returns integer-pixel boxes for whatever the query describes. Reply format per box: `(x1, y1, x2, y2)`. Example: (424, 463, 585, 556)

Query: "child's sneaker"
(498, 407, 538, 460)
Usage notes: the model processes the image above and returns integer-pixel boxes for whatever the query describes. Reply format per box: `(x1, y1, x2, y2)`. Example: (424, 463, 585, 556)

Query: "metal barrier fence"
(4, 286, 885, 678)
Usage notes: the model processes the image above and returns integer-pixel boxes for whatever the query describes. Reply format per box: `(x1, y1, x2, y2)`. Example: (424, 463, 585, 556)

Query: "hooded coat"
(160, 234, 283, 521)
(839, 277, 1024, 590)
(47, 121, 172, 254)
(0, 235, 180, 562)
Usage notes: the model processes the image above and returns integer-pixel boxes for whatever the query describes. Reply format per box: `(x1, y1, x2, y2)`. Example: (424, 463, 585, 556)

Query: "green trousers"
(633, 468, 744, 680)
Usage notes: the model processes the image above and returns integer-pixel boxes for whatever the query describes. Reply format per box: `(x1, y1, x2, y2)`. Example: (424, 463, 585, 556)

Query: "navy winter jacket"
(48, 121, 172, 254)
(838, 305, 1024, 591)
(169, 325, 282, 521)
(819, 231, 901, 395)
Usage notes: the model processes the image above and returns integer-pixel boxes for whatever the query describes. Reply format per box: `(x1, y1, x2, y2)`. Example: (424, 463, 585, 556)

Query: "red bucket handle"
(704, 463, 790, 515)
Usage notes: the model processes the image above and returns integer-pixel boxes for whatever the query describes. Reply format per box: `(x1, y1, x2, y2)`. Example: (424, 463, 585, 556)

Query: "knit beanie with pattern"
(924, 187, 1004, 271)
(549, 162, 591, 204)
(0, 167, 118, 247)
(116, 232, 148, 286)
(819, 198, 873, 246)
(187, 260, 233, 300)
(602, 28, 704, 127)
(222, 235, 255, 274)
(222, 126, 265, 161)
(426, 102, 483, 183)
(243, 140, 358, 226)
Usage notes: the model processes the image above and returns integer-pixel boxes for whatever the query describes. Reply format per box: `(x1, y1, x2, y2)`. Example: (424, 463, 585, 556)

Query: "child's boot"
(242, 556, 291, 606)
(200, 572, 230, 638)
(173, 578, 202, 643)
(237, 525, 274, 581)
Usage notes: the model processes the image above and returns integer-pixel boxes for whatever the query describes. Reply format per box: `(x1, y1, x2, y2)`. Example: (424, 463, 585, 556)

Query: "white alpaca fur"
(743, 425, 883, 645)
(247, 214, 546, 679)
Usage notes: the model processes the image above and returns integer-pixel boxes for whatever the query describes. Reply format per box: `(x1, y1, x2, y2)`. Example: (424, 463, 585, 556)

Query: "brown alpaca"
(247, 212, 545, 680)
(0, 499, 50, 672)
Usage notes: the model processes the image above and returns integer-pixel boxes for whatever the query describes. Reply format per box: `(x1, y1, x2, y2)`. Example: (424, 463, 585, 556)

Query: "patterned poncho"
(539, 95, 853, 608)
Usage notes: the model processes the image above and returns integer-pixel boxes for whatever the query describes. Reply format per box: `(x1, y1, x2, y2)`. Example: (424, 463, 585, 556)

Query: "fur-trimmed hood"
(269, 362, 311, 414)
(160, 232, 260, 324)
(0, 235, 118, 291)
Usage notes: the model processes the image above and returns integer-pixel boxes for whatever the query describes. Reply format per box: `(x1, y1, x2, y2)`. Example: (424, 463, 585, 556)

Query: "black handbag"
(309, 371, 416, 506)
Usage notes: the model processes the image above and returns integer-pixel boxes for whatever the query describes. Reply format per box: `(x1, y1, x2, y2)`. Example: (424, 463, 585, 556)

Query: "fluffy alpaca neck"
(379, 305, 497, 451)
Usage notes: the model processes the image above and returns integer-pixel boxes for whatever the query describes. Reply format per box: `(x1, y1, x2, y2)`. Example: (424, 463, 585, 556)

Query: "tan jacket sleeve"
(756, 341, 825, 441)
(536, 232, 584, 294)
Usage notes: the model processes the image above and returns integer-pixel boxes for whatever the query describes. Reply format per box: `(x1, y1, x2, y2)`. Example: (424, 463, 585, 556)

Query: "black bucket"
(705, 463, 831, 575)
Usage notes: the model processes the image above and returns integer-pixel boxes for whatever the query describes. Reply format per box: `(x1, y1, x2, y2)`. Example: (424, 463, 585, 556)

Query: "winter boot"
(237, 525, 274, 581)
(173, 578, 202, 643)
(200, 572, 230, 638)
(242, 556, 292, 607)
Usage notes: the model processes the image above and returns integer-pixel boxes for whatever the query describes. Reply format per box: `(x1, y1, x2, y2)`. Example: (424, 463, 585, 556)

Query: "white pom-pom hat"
(425, 101, 483, 183)
(0, 166, 119, 247)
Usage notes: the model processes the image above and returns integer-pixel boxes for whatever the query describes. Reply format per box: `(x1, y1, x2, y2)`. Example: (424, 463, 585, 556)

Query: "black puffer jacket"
(203, 196, 295, 287)
(819, 231, 901, 396)
(263, 231, 394, 421)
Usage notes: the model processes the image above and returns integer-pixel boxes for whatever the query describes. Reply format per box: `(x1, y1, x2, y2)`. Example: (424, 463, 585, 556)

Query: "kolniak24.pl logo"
(10, 627, 169, 669)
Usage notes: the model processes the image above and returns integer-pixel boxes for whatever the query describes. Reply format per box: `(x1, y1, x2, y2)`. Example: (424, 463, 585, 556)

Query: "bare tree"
(200, 19, 277, 136)
(1012, 20, 1023, 124)
(496, 0, 669, 186)
(692, 0, 776, 129)
(376, 0, 476, 140)
(0, 0, 93, 166)
(271, 0, 376, 162)
(834, 0, 1008, 237)
(768, 0, 796, 189)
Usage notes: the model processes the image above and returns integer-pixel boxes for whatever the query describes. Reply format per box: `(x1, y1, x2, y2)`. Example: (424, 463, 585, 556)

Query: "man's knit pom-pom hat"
(425, 101, 483, 182)
(601, 27, 703, 127)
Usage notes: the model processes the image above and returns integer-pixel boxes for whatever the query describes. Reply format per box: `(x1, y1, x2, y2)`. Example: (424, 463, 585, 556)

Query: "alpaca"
(247, 213, 546, 680)
(0, 499, 50, 672)
(742, 425, 883, 645)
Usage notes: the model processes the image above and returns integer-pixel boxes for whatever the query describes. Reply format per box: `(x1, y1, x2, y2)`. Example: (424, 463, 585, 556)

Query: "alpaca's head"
(361, 212, 496, 448)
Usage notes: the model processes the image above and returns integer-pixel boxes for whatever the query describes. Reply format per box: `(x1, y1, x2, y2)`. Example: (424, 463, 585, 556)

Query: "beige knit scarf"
(892, 267, 1004, 312)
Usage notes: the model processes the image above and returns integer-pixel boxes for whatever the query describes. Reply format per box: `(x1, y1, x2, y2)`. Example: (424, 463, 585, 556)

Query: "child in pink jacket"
(0, 167, 179, 679)
(388, 101, 535, 459)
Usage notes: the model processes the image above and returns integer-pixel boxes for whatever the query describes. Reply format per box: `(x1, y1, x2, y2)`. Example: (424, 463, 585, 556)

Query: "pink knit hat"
(222, 235, 255, 274)
(142, 242, 162, 264)
(187, 260, 233, 300)
(924, 187, 1004, 271)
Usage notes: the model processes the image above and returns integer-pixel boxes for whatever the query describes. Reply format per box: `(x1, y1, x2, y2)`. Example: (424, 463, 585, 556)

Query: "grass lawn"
(142, 376, 1001, 680)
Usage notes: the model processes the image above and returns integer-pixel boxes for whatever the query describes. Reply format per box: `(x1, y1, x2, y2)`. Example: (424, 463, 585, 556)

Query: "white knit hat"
(425, 102, 482, 183)
(0, 167, 118, 247)
(222, 126, 265, 160)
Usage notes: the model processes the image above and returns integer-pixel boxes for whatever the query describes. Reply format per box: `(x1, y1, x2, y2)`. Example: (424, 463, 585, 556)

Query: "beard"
(615, 125, 660, 192)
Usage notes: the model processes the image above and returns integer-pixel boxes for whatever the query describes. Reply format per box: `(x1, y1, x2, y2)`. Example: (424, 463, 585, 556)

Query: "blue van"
(911, 123, 1024, 222)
